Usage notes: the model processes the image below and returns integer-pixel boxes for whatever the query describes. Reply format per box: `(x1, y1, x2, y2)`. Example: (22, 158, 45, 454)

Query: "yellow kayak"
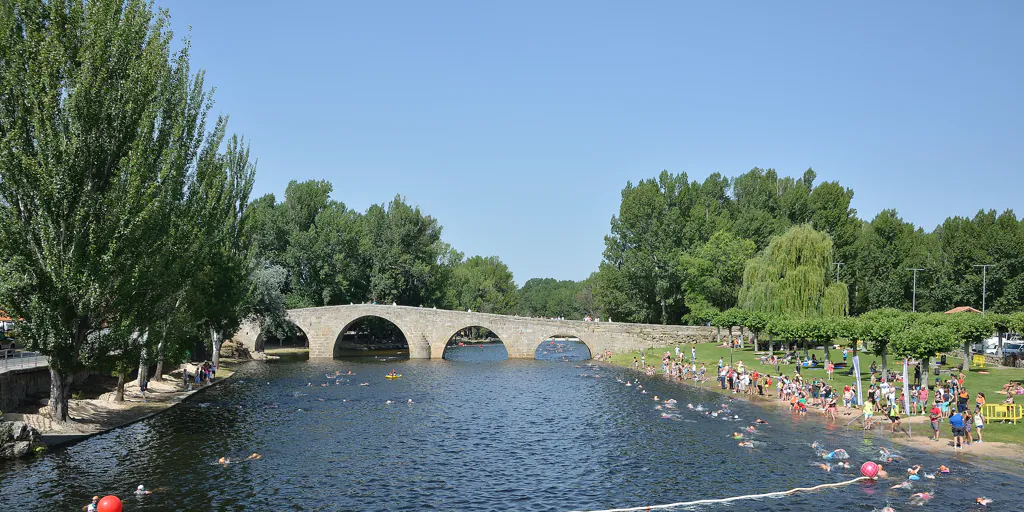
(385, 374, 402, 379)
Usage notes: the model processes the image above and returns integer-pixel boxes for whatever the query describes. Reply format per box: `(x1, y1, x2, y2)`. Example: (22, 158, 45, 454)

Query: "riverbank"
(2, 363, 236, 445)
(601, 343, 1024, 468)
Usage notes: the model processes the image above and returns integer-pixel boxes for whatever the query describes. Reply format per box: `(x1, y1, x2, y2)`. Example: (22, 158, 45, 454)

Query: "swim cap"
(138, 485, 145, 490)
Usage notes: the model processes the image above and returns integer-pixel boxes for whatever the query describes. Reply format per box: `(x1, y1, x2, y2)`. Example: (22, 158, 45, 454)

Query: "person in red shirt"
(928, 403, 942, 441)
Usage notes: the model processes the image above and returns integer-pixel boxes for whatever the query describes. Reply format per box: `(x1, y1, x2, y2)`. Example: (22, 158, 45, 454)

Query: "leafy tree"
(858, 308, 912, 371)
(738, 224, 849, 317)
(890, 321, 957, 368)
(187, 135, 256, 370)
(0, 0, 219, 421)
(361, 195, 445, 306)
(941, 312, 994, 363)
(517, 278, 585, 319)
(678, 230, 755, 312)
(445, 256, 518, 314)
(850, 209, 925, 314)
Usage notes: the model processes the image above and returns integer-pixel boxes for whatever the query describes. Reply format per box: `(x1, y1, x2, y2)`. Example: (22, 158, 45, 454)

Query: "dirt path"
(4, 365, 234, 436)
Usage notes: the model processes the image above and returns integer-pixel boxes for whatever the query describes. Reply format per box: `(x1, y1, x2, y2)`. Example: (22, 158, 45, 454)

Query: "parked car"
(981, 334, 1023, 355)
(0, 336, 16, 352)
(1003, 342, 1024, 356)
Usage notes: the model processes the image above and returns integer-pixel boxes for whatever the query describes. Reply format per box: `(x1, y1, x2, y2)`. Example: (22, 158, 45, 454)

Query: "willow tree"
(0, 0, 226, 421)
(738, 224, 848, 318)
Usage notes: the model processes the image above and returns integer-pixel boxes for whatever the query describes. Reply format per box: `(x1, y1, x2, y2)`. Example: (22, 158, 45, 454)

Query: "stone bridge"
(232, 305, 715, 359)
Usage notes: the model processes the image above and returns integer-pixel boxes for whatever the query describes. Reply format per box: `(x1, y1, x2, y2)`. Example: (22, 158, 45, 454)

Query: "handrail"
(0, 350, 47, 374)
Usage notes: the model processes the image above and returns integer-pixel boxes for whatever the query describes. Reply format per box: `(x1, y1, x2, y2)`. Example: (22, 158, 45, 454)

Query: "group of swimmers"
(616, 348, 998, 509)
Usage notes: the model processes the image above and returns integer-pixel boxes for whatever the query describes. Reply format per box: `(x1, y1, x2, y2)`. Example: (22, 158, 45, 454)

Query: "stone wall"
(233, 305, 716, 360)
(0, 367, 51, 413)
(0, 367, 91, 413)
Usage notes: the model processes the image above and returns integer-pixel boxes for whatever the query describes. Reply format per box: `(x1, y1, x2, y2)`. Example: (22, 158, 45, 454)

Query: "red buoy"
(860, 461, 879, 478)
(97, 495, 122, 512)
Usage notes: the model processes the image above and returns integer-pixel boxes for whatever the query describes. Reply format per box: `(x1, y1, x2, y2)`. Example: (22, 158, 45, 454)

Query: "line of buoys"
(568, 477, 871, 512)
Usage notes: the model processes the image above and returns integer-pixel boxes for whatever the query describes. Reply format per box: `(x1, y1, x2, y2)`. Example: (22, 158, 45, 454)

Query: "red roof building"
(944, 306, 982, 314)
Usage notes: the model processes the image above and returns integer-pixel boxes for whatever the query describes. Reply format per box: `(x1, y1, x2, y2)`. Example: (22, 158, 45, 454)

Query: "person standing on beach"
(973, 409, 985, 442)
(949, 410, 966, 450)
(691, 343, 696, 362)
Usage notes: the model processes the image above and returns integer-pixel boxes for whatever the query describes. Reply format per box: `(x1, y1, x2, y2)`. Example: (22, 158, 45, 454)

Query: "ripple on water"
(1, 349, 1022, 511)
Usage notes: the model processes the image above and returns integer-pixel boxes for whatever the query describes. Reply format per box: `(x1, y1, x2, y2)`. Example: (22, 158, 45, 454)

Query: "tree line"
(591, 169, 1024, 325)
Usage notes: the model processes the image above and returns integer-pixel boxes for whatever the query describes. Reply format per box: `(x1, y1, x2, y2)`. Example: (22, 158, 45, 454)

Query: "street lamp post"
(974, 264, 995, 316)
(906, 268, 925, 312)
(833, 262, 845, 283)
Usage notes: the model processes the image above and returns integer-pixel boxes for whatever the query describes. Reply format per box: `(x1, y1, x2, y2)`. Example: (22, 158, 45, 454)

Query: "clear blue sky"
(161, 1, 1022, 284)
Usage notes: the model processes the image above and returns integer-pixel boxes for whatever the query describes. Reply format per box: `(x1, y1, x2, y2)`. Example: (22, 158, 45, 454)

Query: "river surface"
(2, 343, 1023, 511)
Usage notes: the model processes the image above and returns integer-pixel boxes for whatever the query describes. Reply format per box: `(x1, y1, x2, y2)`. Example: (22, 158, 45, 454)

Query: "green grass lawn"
(606, 342, 1024, 444)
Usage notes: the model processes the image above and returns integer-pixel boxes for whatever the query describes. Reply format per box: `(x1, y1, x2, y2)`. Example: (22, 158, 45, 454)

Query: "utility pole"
(906, 268, 925, 312)
(974, 264, 995, 316)
(833, 262, 845, 283)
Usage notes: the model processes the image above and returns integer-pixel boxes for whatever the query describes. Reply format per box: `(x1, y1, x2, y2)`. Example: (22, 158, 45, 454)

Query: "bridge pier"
(408, 337, 431, 359)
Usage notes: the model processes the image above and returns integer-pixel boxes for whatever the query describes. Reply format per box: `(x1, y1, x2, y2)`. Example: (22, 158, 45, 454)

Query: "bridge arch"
(534, 333, 592, 361)
(532, 330, 593, 361)
(253, 320, 309, 352)
(440, 325, 509, 360)
(333, 315, 413, 359)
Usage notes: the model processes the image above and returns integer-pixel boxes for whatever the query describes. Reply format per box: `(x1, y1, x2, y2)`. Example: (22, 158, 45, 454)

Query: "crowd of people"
(182, 361, 217, 391)
(619, 341, 1014, 451)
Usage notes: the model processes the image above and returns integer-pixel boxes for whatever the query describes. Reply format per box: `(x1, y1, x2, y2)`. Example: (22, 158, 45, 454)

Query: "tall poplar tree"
(0, 0, 228, 421)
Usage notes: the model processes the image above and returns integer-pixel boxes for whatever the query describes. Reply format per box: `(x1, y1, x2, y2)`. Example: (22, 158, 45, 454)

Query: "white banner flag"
(903, 358, 911, 416)
(852, 355, 863, 407)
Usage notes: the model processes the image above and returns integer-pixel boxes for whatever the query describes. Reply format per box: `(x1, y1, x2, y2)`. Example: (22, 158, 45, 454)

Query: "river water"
(2, 343, 1022, 511)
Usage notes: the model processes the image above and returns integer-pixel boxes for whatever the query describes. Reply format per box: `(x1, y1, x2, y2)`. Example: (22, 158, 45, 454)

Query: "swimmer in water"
(653, 395, 659, 401)
(938, 465, 950, 474)
(908, 492, 932, 504)
(977, 497, 993, 506)
(880, 507, 896, 512)
(218, 457, 230, 465)
(876, 465, 889, 479)
(246, 453, 262, 460)
(818, 463, 831, 472)
(407, 399, 414, 404)
(135, 485, 152, 495)
(890, 480, 912, 490)
(738, 441, 753, 448)
(360, 382, 369, 386)
(755, 418, 768, 425)
(386, 400, 393, 404)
